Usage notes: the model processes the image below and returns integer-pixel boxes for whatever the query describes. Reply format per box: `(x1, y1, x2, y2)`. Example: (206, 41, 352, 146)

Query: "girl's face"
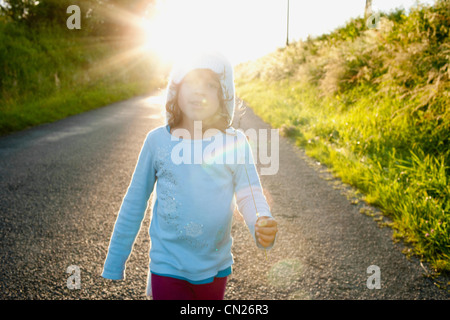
(177, 69, 221, 123)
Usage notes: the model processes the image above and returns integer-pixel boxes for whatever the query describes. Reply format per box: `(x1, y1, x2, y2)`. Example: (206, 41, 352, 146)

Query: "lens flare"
(201, 133, 245, 165)
(267, 259, 303, 288)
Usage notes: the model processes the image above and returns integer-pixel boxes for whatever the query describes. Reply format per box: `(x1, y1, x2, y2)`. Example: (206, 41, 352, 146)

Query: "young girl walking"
(101, 50, 278, 300)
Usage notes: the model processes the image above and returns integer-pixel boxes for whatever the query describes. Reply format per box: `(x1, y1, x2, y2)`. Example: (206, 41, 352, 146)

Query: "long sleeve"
(102, 132, 157, 280)
(232, 130, 275, 250)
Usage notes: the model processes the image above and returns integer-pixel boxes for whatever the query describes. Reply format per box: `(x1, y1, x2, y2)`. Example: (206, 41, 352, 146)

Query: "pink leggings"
(151, 273, 227, 300)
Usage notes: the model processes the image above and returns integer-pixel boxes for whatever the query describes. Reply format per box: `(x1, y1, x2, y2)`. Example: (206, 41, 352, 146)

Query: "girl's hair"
(166, 71, 236, 134)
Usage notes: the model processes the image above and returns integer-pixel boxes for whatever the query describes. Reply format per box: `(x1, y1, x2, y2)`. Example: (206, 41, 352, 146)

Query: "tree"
(0, 0, 90, 27)
(0, 0, 155, 36)
(0, 0, 38, 22)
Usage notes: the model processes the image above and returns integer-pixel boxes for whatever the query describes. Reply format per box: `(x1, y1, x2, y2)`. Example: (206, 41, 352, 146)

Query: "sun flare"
(139, 0, 286, 66)
(140, 0, 226, 65)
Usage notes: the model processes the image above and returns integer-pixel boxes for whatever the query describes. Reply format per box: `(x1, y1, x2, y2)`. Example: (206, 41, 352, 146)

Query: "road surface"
(0, 92, 448, 299)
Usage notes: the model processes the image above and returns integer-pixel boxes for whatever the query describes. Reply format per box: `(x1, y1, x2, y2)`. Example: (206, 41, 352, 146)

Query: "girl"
(101, 50, 278, 300)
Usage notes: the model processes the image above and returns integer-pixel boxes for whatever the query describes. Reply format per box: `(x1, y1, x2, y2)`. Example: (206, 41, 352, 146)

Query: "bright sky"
(142, 0, 437, 66)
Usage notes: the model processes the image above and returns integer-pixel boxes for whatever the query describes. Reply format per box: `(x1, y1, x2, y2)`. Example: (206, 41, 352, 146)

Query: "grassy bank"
(236, 1, 449, 274)
(0, 21, 166, 137)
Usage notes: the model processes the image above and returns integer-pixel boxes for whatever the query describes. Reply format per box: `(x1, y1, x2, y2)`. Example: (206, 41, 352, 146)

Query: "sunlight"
(80, 3, 159, 80)
(139, 0, 286, 66)
(140, 0, 227, 65)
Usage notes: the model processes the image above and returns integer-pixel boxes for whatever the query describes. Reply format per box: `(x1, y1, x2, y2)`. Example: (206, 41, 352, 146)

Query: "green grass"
(0, 20, 166, 137)
(235, 0, 450, 274)
(1, 79, 154, 135)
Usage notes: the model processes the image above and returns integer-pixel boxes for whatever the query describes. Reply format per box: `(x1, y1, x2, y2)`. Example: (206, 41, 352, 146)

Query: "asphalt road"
(0, 92, 448, 300)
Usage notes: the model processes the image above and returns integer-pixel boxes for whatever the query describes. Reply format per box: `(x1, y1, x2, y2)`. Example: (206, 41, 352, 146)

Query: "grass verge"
(236, 78, 449, 275)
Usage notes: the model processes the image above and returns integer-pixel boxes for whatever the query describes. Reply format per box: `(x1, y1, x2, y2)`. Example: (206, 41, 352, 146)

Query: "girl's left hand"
(255, 216, 278, 248)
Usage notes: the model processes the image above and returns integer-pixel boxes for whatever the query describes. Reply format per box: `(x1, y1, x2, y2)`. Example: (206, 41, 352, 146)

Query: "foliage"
(235, 0, 450, 273)
(0, 0, 155, 36)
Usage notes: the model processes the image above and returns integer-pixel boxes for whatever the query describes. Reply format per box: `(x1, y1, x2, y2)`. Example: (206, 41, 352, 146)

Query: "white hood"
(164, 50, 235, 125)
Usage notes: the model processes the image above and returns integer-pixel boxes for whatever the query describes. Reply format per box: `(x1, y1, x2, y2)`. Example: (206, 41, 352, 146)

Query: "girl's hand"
(255, 216, 278, 248)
